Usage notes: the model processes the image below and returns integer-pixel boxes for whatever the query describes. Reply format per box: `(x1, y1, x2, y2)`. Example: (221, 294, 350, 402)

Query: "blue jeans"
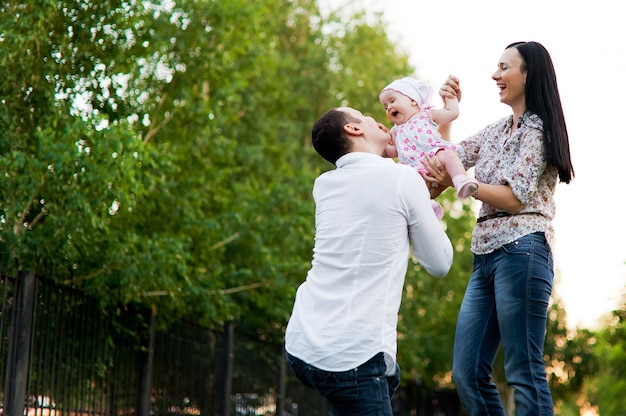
(452, 232, 554, 416)
(285, 351, 400, 416)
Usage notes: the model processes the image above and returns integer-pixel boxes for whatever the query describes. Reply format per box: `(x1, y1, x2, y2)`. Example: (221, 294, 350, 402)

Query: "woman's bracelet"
(471, 183, 480, 199)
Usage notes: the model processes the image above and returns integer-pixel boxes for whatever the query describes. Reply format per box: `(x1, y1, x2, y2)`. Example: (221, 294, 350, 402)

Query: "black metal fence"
(0, 271, 462, 416)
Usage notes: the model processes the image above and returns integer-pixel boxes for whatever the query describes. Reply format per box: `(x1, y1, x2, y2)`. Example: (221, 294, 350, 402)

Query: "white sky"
(319, 0, 626, 329)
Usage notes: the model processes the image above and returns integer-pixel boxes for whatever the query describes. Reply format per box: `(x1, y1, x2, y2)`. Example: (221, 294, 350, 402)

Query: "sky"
(319, 0, 626, 329)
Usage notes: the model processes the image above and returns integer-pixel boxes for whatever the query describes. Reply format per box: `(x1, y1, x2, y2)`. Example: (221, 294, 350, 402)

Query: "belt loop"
(476, 212, 513, 223)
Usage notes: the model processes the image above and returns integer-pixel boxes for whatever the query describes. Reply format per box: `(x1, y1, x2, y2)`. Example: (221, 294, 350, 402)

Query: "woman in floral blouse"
(426, 41, 575, 415)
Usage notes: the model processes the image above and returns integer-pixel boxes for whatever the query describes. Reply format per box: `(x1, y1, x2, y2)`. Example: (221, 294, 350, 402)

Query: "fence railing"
(0, 271, 330, 416)
(0, 271, 461, 416)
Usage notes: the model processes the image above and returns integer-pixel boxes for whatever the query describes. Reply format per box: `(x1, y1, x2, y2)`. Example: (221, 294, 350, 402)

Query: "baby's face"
(379, 90, 419, 125)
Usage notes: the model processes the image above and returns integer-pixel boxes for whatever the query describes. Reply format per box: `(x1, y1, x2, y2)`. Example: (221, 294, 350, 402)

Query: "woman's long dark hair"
(508, 41, 574, 183)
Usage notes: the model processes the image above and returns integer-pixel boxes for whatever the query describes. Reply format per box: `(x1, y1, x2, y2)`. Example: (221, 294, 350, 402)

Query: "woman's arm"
(471, 183, 523, 213)
(421, 154, 522, 212)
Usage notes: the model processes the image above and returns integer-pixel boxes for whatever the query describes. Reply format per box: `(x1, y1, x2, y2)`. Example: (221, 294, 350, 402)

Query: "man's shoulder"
(387, 161, 420, 176)
(328, 153, 419, 178)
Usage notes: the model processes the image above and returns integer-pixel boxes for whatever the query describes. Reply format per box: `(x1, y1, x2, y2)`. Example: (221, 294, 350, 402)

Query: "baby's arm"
(384, 143, 398, 158)
(430, 96, 459, 125)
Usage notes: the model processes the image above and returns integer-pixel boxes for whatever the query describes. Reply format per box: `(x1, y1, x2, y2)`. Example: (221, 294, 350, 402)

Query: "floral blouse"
(457, 112, 557, 255)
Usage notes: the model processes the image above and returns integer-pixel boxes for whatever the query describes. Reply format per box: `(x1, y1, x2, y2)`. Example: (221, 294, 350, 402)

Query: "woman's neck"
(511, 101, 526, 123)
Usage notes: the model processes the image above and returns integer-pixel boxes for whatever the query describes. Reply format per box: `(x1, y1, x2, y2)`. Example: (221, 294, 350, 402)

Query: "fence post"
(276, 348, 286, 416)
(3, 270, 36, 416)
(219, 321, 234, 416)
(136, 304, 157, 416)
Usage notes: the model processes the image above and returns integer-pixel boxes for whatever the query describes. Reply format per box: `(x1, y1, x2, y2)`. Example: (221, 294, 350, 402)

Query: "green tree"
(397, 195, 475, 393)
(0, 1, 157, 281)
(0, 1, 490, 401)
(0, 0, 315, 323)
(544, 299, 599, 410)
(6, 0, 600, 410)
(587, 301, 626, 415)
(0, 0, 420, 328)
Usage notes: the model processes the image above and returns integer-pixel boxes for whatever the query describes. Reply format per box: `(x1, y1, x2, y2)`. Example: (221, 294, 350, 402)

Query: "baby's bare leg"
(437, 149, 466, 178)
(437, 149, 478, 198)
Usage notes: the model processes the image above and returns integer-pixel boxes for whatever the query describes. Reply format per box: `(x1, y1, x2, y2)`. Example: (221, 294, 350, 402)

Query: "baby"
(380, 77, 478, 218)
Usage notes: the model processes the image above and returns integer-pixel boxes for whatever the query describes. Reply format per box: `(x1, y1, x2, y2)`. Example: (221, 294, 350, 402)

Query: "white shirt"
(285, 152, 453, 374)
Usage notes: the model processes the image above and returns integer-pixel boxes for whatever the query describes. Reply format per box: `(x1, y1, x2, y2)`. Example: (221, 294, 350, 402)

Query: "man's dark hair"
(311, 109, 355, 165)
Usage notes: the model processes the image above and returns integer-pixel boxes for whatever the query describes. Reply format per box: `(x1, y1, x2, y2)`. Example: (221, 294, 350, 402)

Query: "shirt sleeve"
(399, 169, 453, 277)
(457, 123, 493, 170)
(502, 125, 547, 205)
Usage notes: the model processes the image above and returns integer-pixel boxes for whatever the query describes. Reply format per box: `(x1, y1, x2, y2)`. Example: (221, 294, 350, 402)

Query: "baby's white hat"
(379, 77, 432, 108)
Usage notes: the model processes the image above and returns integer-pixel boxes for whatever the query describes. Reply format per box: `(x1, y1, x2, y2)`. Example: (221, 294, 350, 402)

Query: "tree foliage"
(0, 0, 414, 325)
(586, 302, 626, 415)
(0, 0, 600, 405)
(396, 197, 475, 392)
(544, 300, 599, 411)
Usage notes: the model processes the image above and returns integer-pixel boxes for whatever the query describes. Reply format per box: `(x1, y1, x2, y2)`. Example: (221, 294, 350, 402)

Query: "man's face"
(337, 107, 390, 142)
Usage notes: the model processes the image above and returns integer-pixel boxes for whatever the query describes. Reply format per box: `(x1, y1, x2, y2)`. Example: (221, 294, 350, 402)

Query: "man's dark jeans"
(286, 351, 400, 416)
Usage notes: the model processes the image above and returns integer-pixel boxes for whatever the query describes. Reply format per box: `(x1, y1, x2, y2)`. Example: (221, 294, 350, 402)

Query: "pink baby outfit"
(380, 77, 457, 174)
(393, 109, 457, 175)
(380, 77, 479, 217)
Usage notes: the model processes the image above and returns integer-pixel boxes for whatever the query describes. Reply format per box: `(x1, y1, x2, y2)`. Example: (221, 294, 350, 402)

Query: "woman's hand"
(421, 154, 453, 198)
(439, 75, 461, 102)
(437, 75, 461, 141)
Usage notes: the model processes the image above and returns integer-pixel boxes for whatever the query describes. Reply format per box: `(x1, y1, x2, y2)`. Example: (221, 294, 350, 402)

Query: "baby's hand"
(384, 143, 398, 158)
(384, 133, 398, 158)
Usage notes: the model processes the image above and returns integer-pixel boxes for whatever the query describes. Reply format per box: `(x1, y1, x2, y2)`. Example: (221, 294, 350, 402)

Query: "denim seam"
(527, 238, 552, 416)
(526, 239, 542, 415)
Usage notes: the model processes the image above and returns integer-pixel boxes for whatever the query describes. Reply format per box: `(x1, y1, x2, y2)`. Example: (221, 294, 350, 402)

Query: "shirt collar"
(509, 111, 543, 130)
(336, 152, 391, 168)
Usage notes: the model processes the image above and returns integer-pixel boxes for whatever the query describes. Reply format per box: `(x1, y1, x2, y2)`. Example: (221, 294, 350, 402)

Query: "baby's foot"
(455, 177, 479, 199)
(431, 200, 444, 220)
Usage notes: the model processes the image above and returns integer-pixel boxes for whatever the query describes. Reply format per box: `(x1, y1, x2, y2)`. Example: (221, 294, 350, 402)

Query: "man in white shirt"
(284, 107, 453, 415)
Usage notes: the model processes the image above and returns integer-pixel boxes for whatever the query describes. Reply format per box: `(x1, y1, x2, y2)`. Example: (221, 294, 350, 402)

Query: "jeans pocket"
(286, 352, 316, 389)
(500, 239, 529, 255)
(501, 232, 545, 255)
